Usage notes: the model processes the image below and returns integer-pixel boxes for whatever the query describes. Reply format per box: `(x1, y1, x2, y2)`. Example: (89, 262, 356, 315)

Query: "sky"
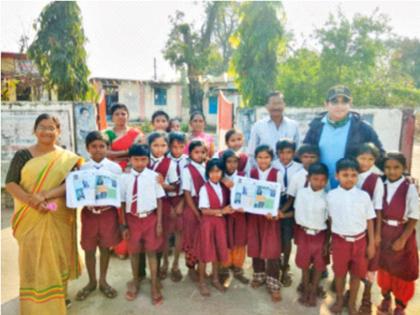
(2, 1, 420, 81)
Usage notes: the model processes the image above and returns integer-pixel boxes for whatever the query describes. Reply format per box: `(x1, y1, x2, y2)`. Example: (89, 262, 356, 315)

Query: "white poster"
(230, 176, 281, 216)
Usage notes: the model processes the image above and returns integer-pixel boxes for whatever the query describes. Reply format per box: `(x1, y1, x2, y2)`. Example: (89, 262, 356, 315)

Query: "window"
(154, 87, 167, 105)
(208, 95, 218, 114)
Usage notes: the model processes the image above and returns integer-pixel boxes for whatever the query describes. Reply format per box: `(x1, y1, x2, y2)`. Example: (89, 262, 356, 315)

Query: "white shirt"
(357, 169, 384, 210)
(81, 158, 122, 175)
(327, 186, 376, 236)
(384, 177, 419, 220)
(273, 160, 303, 188)
(287, 168, 308, 197)
(120, 168, 165, 214)
(199, 181, 224, 209)
(181, 161, 206, 197)
(294, 186, 328, 231)
(250, 166, 283, 184)
(167, 153, 189, 196)
(248, 116, 300, 159)
(149, 155, 178, 185)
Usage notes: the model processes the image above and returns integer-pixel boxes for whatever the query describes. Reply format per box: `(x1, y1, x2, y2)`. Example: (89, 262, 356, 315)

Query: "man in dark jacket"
(303, 85, 384, 188)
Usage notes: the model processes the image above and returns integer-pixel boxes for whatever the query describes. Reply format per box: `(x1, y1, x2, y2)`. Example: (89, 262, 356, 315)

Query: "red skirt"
(168, 196, 183, 233)
(227, 212, 247, 248)
(195, 216, 229, 263)
(247, 214, 281, 259)
(182, 201, 200, 254)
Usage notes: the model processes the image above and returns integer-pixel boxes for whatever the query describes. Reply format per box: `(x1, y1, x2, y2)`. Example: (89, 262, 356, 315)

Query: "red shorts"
(331, 233, 367, 278)
(81, 207, 120, 251)
(295, 227, 328, 272)
(126, 212, 163, 254)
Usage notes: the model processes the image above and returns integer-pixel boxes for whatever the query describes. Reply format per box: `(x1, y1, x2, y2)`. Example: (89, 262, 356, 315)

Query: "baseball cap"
(326, 85, 352, 101)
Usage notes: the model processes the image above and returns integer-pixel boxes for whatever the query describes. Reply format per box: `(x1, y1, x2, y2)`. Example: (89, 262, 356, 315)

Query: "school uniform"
(216, 149, 251, 174)
(377, 177, 419, 306)
(247, 167, 283, 293)
(181, 160, 206, 267)
(80, 158, 122, 251)
(294, 186, 328, 272)
(120, 168, 165, 254)
(286, 168, 308, 197)
(327, 186, 376, 279)
(357, 169, 384, 272)
(195, 181, 229, 263)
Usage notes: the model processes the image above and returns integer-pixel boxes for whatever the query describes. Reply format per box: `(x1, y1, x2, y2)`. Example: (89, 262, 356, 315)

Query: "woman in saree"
(5, 114, 83, 315)
(103, 103, 143, 259)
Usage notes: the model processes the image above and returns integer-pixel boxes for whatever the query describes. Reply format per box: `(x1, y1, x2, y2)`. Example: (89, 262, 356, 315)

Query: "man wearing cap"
(303, 85, 384, 188)
(248, 91, 300, 159)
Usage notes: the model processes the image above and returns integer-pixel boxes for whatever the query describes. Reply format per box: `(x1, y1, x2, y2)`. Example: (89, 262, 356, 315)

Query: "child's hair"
(168, 132, 186, 145)
(128, 144, 150, 157)
(188, 139, 206, 154)
(85, 131, 108, 147)
(384, 152, 407, 169)
(205, 158, 224, 179)
(357, 142, 380, 161)
(276, 139, 296, 153)
(110, 103, 129, 116)
(151, 110, 170, 123)
(297, 144, 320, 157)
(255, 144, 274, 160)
(336, 158, 359, 173)
(170, 117, 181, 126)
(189, 111, 206, 123)
(221, 149, 238, 170)
(266, 91, 284, 104)
(33, 113, 61, 131)
(147, 131, 168, 146)
(224, 128, 242, 144)
(308, 163, 329, 178)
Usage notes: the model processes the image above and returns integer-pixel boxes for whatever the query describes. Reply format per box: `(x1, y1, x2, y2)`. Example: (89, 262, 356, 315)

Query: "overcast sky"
(2, 1, 420, 81)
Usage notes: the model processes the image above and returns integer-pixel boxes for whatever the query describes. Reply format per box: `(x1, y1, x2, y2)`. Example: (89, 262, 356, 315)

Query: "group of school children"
(76, 109, 419, 315)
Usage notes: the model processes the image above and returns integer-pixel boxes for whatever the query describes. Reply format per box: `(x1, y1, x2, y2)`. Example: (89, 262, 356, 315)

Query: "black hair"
(336, 158, 359, 173)
(221, 149, 238, 171)
(79, 107, 89, 115)
(357, 142, 380, 161)
(205, 158, 224, 179)
(224, 128, 242, 144)
(151, 110, 170, 123)
(308, 162, 329, 178)
(384, 152, 407, 169)
(33, 113, 61, 131)
(255, 144, 274, 160)
(85, 131, 108, 147)
(276, 139, 296, 153)
(128, 144, 150, 157)
(188, 139, 206, 154)
(168, 131, 186, 145)
(297, 144, 320, 158)
(189, 111, 206, 123)
(110, 103, 129, 116)
(147, 131, 168, 146)
(266, 91, 284, 104)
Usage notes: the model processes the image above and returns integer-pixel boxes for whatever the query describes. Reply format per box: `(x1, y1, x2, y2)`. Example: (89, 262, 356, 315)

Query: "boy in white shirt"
(327, 158, 376, 315)
(294, 163, 329, 307)
(120, 144, 165, 305)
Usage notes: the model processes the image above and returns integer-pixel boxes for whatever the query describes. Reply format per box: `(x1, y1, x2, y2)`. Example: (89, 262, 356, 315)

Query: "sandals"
(75, 284, 96, 301)
(170, 268, 183, 282)
(251, 278, 265, 289)
(377, 298, 392, 314)
(198, 282, 210, 297)
(151, 291, 164, 305)
(99, 285, 117, 299)
(125, 280, 139, 301)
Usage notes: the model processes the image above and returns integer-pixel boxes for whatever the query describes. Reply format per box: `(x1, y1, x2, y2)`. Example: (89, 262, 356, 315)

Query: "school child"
(196, 159, 232, 296)
(75, 131, 123, 301)
(279, 144, 319, 286)
(147, 132, 179, 280)
(377, 152, 419, 315)
(166, 132, 189, 282)
(294, 163, 329, 307)
(169, 117, 182, 132)
(218, 149, 249, 285)
(215, 129, 251, 173)
(248, 144, 283, 302)
(327, 158, 376, 315)
(184, 111, 215, 157)
(181, 140, 207, 281)
(151, 110, 170, 133)
(273, 139, 302, 287)
(120, 144, 165, 305)
(355, 143, 384, 315)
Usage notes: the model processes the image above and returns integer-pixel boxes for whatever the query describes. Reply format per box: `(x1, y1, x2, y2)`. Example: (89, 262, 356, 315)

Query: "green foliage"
(231, 1, 285, 107)
(28, 1, 89, 101)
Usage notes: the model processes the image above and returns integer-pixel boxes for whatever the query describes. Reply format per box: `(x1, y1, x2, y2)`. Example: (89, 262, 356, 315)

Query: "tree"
(28, 1, 89, 101)
(231, 1, 286, 107)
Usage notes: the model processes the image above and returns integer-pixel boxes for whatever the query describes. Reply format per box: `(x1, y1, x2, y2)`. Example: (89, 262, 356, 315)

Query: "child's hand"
(37, 201, 50, 213)
(392, 237, 406, 252)
(277, 211, 285, 220)
(367, 242, 375, 260)
(29, 192, 46, 208)
(156, 174, 164, 185)
(265, 213, 274, 220)
(222, 205, 233, 215)
(156, 222, 163, 237)
(221, 178, 234, 189)
(122, 228, 130, 241)
(234, 207, 245, 213)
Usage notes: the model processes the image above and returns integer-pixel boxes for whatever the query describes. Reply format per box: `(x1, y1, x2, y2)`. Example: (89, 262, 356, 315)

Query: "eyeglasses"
(36, 126, 57, 132)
